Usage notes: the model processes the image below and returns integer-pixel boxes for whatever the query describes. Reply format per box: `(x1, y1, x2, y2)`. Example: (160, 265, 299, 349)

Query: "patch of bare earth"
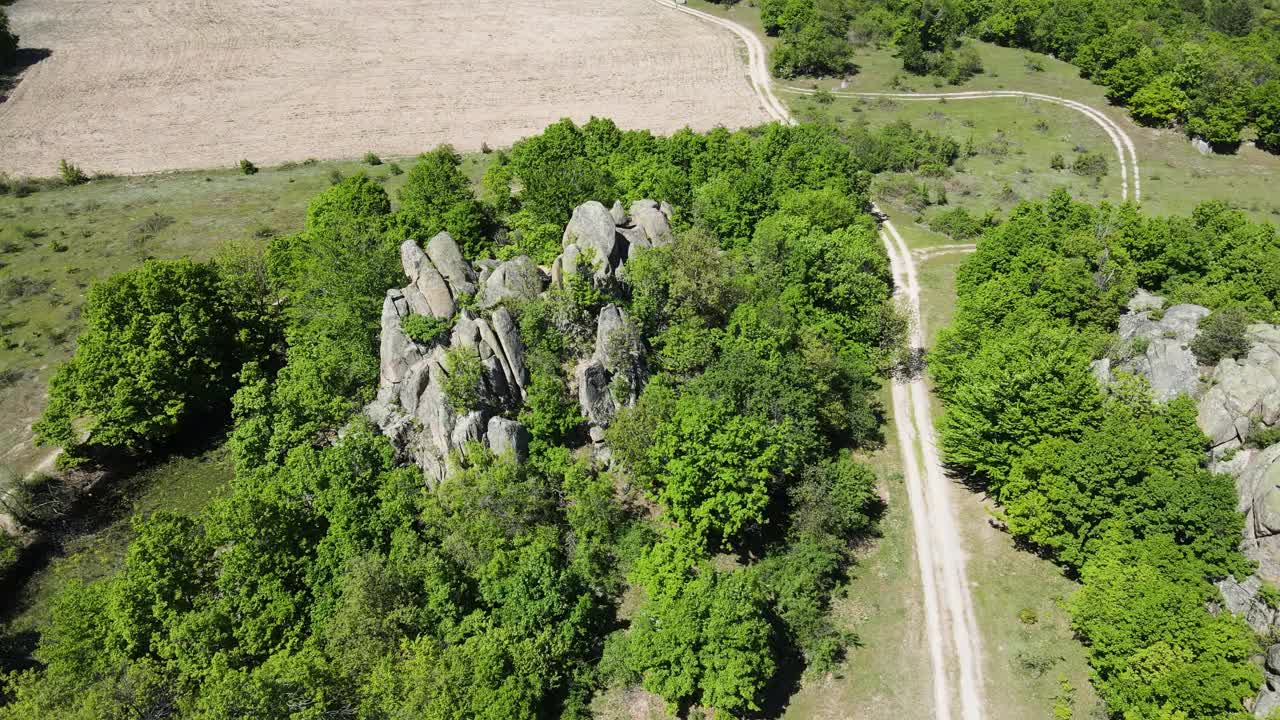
(0, 0, 770, 176)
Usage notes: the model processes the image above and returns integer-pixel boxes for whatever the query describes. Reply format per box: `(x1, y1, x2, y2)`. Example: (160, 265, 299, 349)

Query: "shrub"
(239, 159, 258, 176)
(442, 347, 484, 412)
(1246, 426, 1280, 449)
(1190, 308, 1250, 364)
(388, 162, 403, 176)
(401, 313, 450, 345)
(1049, 152, 1066, 170)
(363, 152, 382, 166)
(59, 159, 88, 186)
(1070, 152, 1107, 179)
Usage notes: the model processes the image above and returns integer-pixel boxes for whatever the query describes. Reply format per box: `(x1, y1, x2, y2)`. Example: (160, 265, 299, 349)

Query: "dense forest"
(0, 117, 965, 718)
(932, 191, 1280, 719)
(715, 0, 1280, 149)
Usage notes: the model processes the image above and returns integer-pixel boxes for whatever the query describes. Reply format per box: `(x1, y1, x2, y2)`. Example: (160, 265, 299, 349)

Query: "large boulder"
(628, 199, 674, 247)
(1198, 325, 1280, 448)
(400, 240, 455, 319)
(577, 359, 617, 427)
(1112, 303, 1209, 402)
(563, 201, 622, 281)
(426, 232, 476, 297)
(1217, 575, 1280, 634)
(480, 255, 543, 309)
(378, 290, 422, 386)
(486, 417, 529, 462)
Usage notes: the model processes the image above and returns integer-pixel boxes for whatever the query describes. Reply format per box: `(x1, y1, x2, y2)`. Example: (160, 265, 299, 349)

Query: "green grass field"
(3, 444, 233, 634)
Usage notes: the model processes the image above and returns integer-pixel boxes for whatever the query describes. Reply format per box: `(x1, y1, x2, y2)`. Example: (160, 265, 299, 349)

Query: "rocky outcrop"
(554, 199, 674, 289)
(368, 237, 534, 485)
(367, 200, 667, 484)
(1198, 325, 1280, 449)
(1101, 293, 1208, 402)
(575, 304, 646, 429)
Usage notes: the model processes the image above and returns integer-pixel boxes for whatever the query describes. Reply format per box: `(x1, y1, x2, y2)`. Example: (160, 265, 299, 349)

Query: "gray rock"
(401, 240, 455, 319)
(577, 359, 617, 427)
(659, 200, 674, 220)
(563, 201, 620, 278)
(1268, 644, 1280, 675)
(491, 307, 529, 390)
(426, 231, 476, 297)
(629, 199, 674, 247)
(1217, 575, 1279, 634)
(595, 305, 635, 372)
(397, 360, 431, 416)
(480, 255, 543, 309)
(610, 200, 627, 225)
(1127, 289, 1166, 313)
(481, 353, 512, 407)
(1244, 445, 1280, 539)
(1112, 302, 1209, 402)
(617, 226, 649, 258)
(451, 310, 480, 350)
(1198, 325, 1280, 447)
(379, 290, 422, 386)
(1090, 358, 1111, 387)
(450, 410, 487, 452)
(1257, 684, 1280, 719)
(550, 255, 564, 288)
(476, 317, 517, 396)
(486, 417, 529, 462)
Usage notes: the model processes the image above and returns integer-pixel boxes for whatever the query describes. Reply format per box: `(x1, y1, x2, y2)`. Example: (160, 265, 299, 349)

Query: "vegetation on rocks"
(0, 8, 17, 68)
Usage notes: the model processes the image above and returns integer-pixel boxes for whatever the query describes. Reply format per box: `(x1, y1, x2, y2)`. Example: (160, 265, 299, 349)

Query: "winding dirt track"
(0, 0, 770, 175)
(783, 86, 1141, 202)
(643, 4, 1169, 719)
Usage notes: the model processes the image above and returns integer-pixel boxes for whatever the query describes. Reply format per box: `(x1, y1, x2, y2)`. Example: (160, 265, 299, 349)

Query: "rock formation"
(366, 201, 668, 484)
(1098, 291, 1280, 715)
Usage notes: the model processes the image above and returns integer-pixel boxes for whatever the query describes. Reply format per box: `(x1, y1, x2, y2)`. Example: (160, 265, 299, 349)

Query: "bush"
(1049, 152, 1065, 170)
(442, 347, 484, 412)
(400, 313, 450, 345)
(1070, 152, 1107, 179)
(363, 152, 382, 166)
(59, 159, 88, 186)
(239, 159, 258, 176)
(1247, 426, 1280, 449)
(387, 162, 403, 176)
(1190, 308, 1250, 364)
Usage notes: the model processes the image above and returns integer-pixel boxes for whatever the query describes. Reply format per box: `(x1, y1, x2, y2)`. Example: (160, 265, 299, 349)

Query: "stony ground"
(0, 0, 769, 176)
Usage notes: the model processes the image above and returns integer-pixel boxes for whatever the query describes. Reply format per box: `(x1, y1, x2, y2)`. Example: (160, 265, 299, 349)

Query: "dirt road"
(783, 87, 1141, 202)
(656, 2, 989, 718)
(0, 0, 770, 175)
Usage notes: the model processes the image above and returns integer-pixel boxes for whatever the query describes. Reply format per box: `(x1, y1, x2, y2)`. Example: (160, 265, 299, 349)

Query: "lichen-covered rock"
(400, 239, 455, 319)
(480, 255, 543, 309)
(629, 199, 674, 247)
(1114, 303, 1209, 402)
(1198, 325, 1280, 447)
(1217, 575, 1280, 634)
(426, 231, 476, 297)
(491, 307, 528, 391)
(450, 410, 487, 453)
(486, 417, 529, 462)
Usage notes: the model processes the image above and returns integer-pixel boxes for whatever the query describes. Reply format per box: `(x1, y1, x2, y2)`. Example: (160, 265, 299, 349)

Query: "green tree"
(34, 260, 248, 458)
(305, 172, 391, 235)
(1129, 74, 1191, 127)
(1190, 308, 1251, 364)
(398, 145, 489, 257)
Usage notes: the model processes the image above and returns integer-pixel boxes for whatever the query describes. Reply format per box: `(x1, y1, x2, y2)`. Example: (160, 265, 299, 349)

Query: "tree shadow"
(0, 48, 52, 104)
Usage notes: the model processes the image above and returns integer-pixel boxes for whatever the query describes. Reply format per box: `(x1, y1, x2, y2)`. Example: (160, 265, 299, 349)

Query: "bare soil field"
(0, 0, 769, 176)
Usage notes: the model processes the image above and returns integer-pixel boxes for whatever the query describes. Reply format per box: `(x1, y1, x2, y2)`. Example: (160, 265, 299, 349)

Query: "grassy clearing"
(3, 444, 232, 634)
(786, 40, 1280, 226)
(783, 399, 932, 720)
(0, 153, 492, 477)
